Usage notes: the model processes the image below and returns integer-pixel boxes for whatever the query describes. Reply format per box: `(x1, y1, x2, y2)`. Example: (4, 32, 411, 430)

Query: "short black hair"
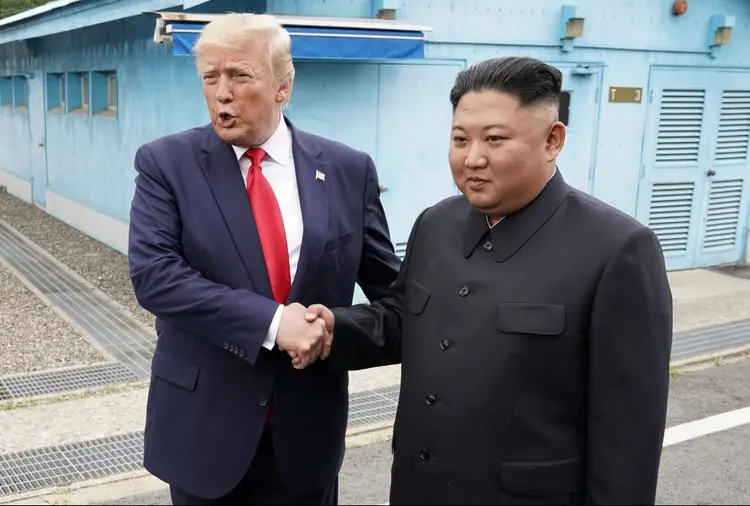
(449, 57, 563, 112)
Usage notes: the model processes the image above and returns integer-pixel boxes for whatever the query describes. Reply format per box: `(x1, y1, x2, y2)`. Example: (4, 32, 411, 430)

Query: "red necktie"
(245, 147, 290, 424)
(245, 147, 291, 304)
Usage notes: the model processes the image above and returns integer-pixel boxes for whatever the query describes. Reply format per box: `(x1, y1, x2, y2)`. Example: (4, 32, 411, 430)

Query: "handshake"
(275, 302, 335, 369)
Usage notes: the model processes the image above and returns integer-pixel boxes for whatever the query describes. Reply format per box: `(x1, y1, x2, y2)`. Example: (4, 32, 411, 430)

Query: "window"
(81, 74, 89, 109)
(107, 73, 117, 111)
(0, 77, 11, 107)
(92, 70, 117, 117)
(559, 91, 571, 126)
(12, 76, 27, 108)
(67, 72, 89, 114)
(46, 73, 66, 113)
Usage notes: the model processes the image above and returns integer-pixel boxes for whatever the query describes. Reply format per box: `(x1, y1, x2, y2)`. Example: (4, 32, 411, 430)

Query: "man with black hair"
(303, 56, 673, 505)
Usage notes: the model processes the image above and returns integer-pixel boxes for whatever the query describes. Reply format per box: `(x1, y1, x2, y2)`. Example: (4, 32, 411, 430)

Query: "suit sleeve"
(585, 226, 673, 504)
(355, 154, 402, 301)
(327, 207, 429, 371)
(128, 144, 280, 366)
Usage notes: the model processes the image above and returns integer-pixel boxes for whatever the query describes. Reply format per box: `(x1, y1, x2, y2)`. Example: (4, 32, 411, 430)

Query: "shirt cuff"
(262, 304, 283, 350)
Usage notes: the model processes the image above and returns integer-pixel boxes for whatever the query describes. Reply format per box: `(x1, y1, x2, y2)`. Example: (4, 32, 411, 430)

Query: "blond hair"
(194, 13, 295, 89)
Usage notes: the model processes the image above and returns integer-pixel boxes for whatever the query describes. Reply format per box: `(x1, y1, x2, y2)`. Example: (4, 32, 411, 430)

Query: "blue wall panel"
(286, 62, 379, 156)
(0, 108, 31, 181)
(0, 0, 750, 268)
(268, 0, 372, 18)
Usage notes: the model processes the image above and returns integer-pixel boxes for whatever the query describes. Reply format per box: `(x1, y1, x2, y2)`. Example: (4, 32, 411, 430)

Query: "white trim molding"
(0, 168, 33, 203)
(46, 191, 129, 255)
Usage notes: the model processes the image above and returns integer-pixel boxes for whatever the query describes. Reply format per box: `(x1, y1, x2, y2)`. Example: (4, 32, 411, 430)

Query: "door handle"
(707, 169, 716, 177)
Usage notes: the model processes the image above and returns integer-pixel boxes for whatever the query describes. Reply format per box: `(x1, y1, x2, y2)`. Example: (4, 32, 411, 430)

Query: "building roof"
(0, 0, 181, 45)
(0, 0, 86, 29)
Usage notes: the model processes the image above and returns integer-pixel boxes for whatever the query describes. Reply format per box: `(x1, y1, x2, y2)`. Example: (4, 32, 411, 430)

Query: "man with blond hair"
(128, 12, 400, 505)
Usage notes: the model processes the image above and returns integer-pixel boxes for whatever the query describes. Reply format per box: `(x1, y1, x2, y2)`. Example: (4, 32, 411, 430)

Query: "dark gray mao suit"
(326, 170, 673, 505)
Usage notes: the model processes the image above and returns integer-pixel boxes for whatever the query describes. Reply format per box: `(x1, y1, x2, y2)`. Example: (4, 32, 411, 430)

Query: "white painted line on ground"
(377, 407, 750, 506)
(4, 406, 750, 506)
(663, 406, 750, 447)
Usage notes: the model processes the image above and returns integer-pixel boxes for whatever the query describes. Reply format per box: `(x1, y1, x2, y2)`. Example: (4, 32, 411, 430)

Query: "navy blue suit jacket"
(128, 118, 400, 499)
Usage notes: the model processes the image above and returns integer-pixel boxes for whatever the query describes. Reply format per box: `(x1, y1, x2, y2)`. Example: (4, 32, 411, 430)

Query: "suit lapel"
(198, 127, 273, 299)
(287, 122, 331, 302)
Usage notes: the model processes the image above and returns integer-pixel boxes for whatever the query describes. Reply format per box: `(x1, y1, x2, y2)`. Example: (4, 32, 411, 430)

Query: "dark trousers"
(169, 425, 338, 505)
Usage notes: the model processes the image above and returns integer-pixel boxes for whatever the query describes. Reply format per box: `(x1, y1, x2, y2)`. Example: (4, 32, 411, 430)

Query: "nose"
(464, 142, 488, 169)
(215, 76, 232, 103)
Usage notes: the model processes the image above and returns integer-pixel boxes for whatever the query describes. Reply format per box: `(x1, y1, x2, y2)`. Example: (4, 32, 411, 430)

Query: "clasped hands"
(276, 303, 335, 369)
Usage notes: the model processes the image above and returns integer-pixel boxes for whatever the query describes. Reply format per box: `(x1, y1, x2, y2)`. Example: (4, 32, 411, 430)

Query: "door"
(287, 61, 463, 303)
(636, 68, 750, 270)
(27, 71, 48, 206)
(693, 73, 750, 268)
(375, 62, 465, 258)
(553, 66, 600, 194)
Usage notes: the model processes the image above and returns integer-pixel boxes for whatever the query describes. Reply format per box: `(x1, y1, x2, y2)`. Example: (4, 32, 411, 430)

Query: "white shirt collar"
(231, 114, 292, 166)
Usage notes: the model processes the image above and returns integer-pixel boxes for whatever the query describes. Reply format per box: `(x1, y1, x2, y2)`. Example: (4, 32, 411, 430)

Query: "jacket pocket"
(404, 280, 430, 315)
(499, 457, 584, 496)
(151, 349, 199, 392)
(496, 303, 565, 336)
(324, 229, 357, 253)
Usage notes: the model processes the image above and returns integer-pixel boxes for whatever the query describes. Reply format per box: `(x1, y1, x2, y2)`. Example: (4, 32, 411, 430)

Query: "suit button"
(440, 339, 450, 350)
(458, 285, 470, 297)
(258, 397, 268, 407)
(224, 342, 229, 350)
(420, 449, 430, 460)
(426, 394, 436, 405)
(233, 348, 239, 355)
(239, 349, 245, 358)
(483, 241, 493, 251)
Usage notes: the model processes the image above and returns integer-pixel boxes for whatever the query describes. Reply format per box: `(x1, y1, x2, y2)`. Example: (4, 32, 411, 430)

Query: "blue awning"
(151, 13, 432, 61)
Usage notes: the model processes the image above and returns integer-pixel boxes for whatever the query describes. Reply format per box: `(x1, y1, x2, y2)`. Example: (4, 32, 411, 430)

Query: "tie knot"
(245, 147, 266, 167)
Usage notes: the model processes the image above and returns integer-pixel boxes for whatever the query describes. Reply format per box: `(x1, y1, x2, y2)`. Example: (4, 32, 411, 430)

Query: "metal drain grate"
(0, 363, 139, 400)
(0, 383, 10, 402)
(349, 385, 400, 428)
(672, 319, 750, 362)
(0, 433, 143, 496)
(0, 223, 155, 379)
(0, 386, 402, 497)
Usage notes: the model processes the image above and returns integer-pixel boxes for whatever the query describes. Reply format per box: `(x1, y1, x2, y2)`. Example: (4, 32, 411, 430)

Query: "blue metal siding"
(0, 0, 749, 270)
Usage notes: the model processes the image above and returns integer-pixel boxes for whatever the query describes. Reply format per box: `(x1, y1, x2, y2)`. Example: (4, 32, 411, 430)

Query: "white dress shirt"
(232, 115, 304, 350)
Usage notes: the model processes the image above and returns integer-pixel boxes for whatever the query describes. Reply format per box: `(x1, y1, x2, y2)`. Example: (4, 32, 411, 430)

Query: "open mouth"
(217, 112, 236, 127)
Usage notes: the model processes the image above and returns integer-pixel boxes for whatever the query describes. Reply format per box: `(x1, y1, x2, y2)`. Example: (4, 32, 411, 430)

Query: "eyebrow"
(452, 124, 508, 131)
(202, 63, 253, 73)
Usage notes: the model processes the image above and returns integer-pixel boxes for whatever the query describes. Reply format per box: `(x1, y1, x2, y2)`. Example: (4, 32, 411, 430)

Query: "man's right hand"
(294, 304, 335, 369)
(276, 303, 329, 368)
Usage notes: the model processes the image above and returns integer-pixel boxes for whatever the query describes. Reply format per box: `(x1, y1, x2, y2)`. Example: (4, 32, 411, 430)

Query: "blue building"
(0, 0, 749, 276)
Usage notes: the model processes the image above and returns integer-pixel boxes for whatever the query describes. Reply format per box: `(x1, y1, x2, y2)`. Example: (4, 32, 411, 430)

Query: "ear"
(276, 80, 292, 104)
(546, 121, 566, 162)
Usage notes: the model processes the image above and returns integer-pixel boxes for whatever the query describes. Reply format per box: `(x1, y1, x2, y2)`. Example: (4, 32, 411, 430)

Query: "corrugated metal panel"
(648, 182, 695, 254)
(655, 89, 705, 164)
(0, 0, 86, 29)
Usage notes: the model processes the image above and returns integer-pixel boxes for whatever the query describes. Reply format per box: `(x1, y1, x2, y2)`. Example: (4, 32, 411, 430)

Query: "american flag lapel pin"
(315, 170, 326, 182)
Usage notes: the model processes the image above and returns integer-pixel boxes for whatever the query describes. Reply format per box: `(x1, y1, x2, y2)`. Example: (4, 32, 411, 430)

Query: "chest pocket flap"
(496, 303, 565, 336)
(404, 280, 430, 315)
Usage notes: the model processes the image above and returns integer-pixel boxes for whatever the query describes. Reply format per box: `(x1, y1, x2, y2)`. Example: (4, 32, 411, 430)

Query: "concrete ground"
(3, 189, 750, 504)
(14, 354, 750, 506)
